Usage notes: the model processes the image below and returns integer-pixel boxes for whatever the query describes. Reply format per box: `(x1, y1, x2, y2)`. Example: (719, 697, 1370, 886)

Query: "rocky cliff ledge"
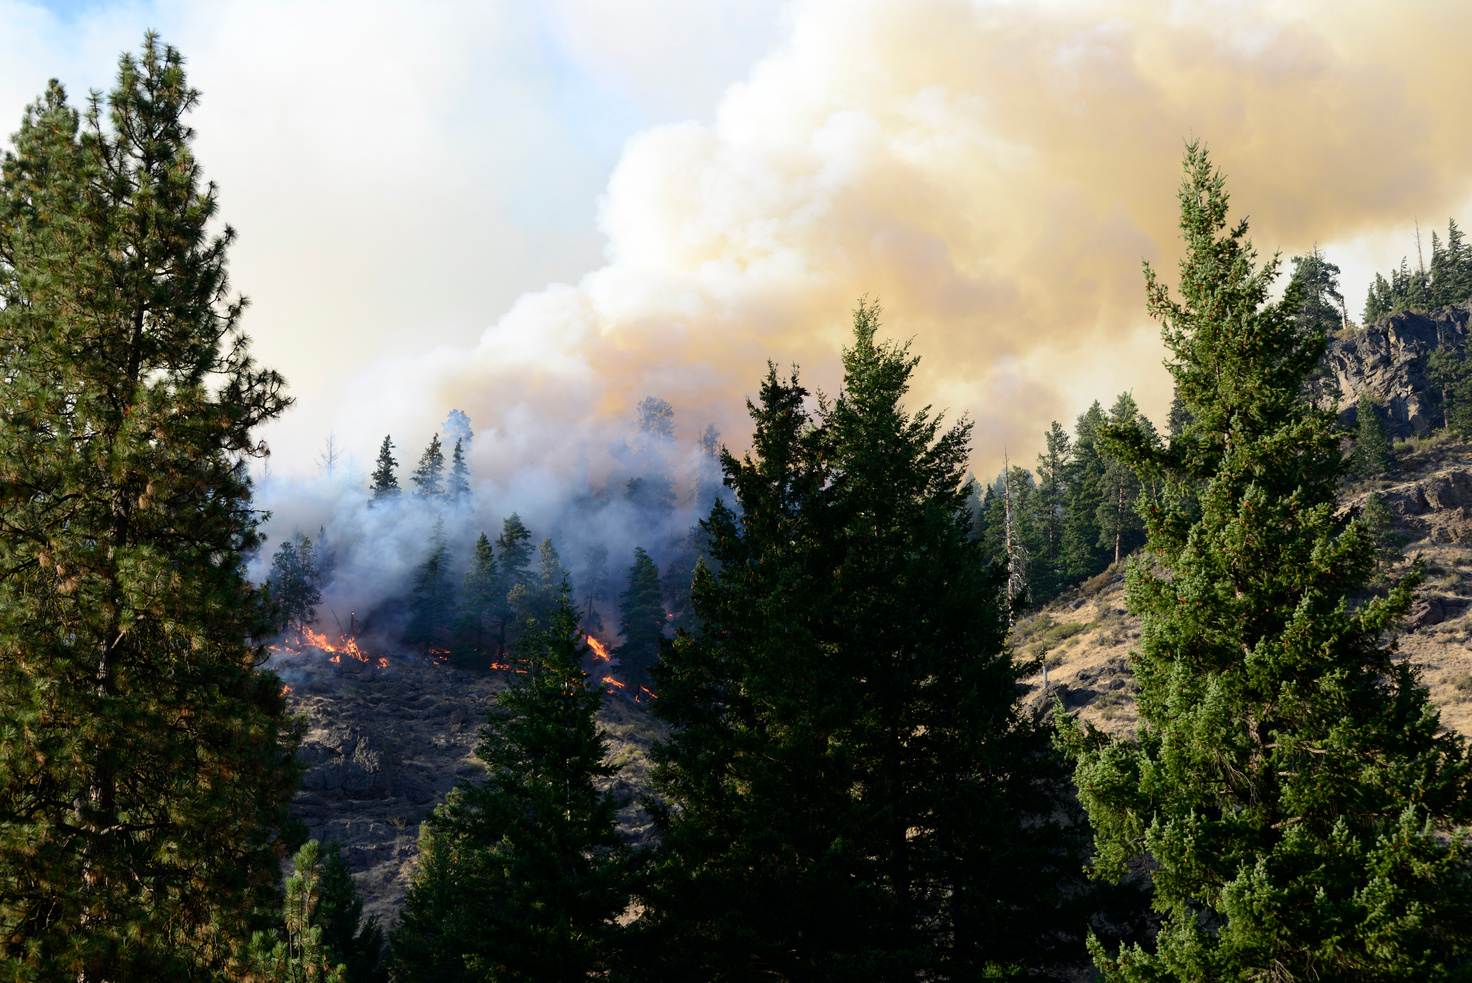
(1325, 303, 1469, 434)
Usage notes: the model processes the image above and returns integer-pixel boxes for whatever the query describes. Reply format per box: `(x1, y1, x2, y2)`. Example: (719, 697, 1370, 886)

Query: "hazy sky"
(4, 0, 1472, 484)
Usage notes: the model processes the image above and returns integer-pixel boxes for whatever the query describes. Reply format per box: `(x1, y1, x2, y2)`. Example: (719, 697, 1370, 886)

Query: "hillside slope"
(1018, 439, 1472, 739)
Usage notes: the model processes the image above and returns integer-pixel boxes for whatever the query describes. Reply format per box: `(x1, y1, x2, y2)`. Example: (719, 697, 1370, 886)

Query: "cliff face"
(1325, 303, 1470, 435)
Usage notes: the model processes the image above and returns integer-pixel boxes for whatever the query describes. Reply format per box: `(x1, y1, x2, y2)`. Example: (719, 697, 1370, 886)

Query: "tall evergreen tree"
(1094, 392, 1153, 566)
(1350, 394, 1396, 477)
(247, 841, 347, 983)
(1428, 341, 1472, 436)
(314, 841, 387, 983)
(1062, 142, 1472, 981)
(642, 306, 1089, 982)
(0, 36, 301, 977)
(455, 533, 499, 665)
(406, 519, 455, 656)
(392, 590, 628, 982)
(268, 535, 324, 631)
(578, 543, 612, 634)
(492, 513, 534, 653)
(1061, 401, 1110, 581)
(1033, 421, 1071, 601)
(410, 434, 445, 499)
(448, 437, 471, 502)
(616, 547, 664, 696)
(442, 408, 474, 454)
(369, 435, 400, 502)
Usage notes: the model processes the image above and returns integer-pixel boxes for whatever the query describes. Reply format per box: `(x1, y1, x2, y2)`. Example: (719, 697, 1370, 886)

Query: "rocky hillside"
(1324, 303, 1469, 435)
(280, 656, 666, 930)
(1018, 438, 1472, 739)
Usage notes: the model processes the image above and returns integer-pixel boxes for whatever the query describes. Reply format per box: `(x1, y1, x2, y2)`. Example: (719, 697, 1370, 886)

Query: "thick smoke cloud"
(318, 0, 1472, 493)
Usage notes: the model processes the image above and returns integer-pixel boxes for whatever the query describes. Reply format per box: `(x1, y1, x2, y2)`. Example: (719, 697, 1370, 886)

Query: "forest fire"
(271, 624, 390, 669)
(586, 636, 611, 661)
(602, 676, 626, 690)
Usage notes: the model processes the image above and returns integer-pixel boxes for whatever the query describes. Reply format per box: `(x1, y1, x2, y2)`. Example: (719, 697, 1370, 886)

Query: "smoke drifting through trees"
(254, 400, 728, 692)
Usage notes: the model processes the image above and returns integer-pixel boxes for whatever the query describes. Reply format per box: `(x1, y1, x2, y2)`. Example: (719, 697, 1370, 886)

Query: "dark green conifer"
(248, 841, 347, 982)
(1428, 341, 1472, 436)
(392, 590, 627, 982)
(369, 435, 400, 502)
(406, 518, 455, 656)
(492, 513, 534, 653)
(1094, 392, 1154, 565)
(1351, 393, 1396, 477)
(1061, 401, 1110, 581)
(0, 35, 300, 976)
(455, 533, 499, 665)
(1061, 142, 1472, 982)
(1032, 421, 1071, 601)
(616, 547, 664, 696)
(448, 437, 471, 501)
(268, 535, 324, 631)
(410, 434, 445, 499)
(315, 841, 387, 983)
(643, 304, 1090, 981)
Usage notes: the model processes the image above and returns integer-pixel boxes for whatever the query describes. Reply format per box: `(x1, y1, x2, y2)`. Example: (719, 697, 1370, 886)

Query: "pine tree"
(314, 841, 387, 983)
(410, 434, 445, 499)
(406, 519, 455, 656)
(247, 841, 347, 983)
(1061, 401, 1110, 581)
(447, 437, 471, 501)
(1032, 421, 1071, 601)
(1351, 393, 1396, 477)
(455, 533, 499, 666)
(1428, 341, 1472, 436)
(442, 408, 474, 454)
(616, 547, 664, 696)
(643, 306, 1090, 981)
(369, 435, 400, 502)
(0, 36, 301, 976)
(392, 590, 627, 982)
(269, 535, 324, 631)
(1094, 392, 1153, 566)
(493, 513, 533, 653)
(1061, 142, 1472, 981)
(578, 543, 612, 634)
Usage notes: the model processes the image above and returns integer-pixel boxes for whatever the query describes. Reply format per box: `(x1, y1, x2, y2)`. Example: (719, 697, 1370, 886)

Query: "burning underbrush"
(263, 622, 650, 703)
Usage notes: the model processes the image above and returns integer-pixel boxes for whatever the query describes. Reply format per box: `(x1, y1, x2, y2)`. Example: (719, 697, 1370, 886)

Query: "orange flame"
(602, 676, 626, 690)
(281, 684, 293, 695)
(586, 636, 611, 661)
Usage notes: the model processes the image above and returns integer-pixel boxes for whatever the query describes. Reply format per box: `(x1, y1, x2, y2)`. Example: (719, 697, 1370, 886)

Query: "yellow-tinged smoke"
(346, 0, 1472, 483)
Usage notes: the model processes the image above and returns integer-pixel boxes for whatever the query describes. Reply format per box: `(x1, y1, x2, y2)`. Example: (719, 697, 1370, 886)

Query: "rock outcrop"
(1324, 303, 1470, 435)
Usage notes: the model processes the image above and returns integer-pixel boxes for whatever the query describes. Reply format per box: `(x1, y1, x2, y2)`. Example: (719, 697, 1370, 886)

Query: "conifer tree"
(1061, 401, 1110, 580)
(643, 305, 1089, 981)
(448, 437, 471, 501)
(314, 841, 387, 983)
(492, 513, 534, 652)
(455, 533, 499, 665)
(269, 535, 324, 631)
(1428, 341, 1472, 436)
(616, 546, 664, 695)
(392, 590, 627, 981)
(369, 435, 400, 502)
(1094, 392, 1153, 566)
(406, 519, 455, 656)
(1061, 142, 1472, 981)
(1351, 393, 1396, 477)
(410, 434, 445, 499)
(247, 840, 347, 983)
(578, 543, 612, 634)
(1033, 421, 1071, 601)
(0, 36, 300, 976)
